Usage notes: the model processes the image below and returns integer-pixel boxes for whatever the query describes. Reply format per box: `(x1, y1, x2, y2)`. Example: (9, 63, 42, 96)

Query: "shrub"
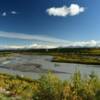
(0, 71, 100, 100)
(32, 72, 63, 100)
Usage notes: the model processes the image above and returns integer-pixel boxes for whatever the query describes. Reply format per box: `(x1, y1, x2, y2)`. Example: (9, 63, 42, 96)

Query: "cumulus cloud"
(69, 4, 85, 16)
(46, 4, 85, 17)
(67, 40, 97, 47)
(47, 6, 69, 17)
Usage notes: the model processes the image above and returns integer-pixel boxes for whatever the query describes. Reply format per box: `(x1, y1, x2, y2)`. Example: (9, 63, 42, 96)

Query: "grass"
(52, 54, 100, 65)
(0, 71, 99, 100)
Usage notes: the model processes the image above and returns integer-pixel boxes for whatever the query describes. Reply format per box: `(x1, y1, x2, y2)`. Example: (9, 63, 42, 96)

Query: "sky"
(0, 0, 100, 48)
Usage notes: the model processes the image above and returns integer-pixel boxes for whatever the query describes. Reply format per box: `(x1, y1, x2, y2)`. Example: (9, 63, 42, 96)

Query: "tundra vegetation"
(0, 71, 99, 100)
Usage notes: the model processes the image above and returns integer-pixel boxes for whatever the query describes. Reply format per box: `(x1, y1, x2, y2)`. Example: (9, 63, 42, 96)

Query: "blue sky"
(0, 0, 100, 48)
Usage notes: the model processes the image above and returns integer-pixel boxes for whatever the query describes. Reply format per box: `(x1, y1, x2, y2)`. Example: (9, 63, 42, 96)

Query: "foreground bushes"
(0, 72, 100, 100)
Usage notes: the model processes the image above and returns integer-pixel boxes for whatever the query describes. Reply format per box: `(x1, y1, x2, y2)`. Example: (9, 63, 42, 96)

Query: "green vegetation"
(1, 48, 100, 64)
(0, 71, 100, 100)
(52, 54, 100, 65)
(50, 48, 100, 65)
(1, 47, 100, 55)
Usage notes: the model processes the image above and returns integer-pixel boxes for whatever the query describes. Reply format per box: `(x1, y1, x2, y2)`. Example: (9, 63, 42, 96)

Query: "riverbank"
(52, 54, 100, 65)
(0, 72, 100, 100)
(1, 48, 100, 65)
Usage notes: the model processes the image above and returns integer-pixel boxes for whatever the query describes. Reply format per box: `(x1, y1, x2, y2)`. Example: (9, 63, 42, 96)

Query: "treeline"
(1, 47, 100, 55)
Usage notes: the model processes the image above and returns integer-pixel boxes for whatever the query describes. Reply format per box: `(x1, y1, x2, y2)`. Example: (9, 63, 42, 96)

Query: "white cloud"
(47, 6, 69, 17)
(0, 31, 67, 43)
(47, 4, 85, 17)
(11, 11, 17, 15)
(0, 39, 99, 50)
(69, 4, 85, 16)
(28, 44, 58, 49)
(2, 12, 7, 16)
(0, 44, 58, 49)
(0, 45, 26, 50)
(0, 31, 99, 49)
(1, 11, 17, 17)
(68, 40, 97, 47)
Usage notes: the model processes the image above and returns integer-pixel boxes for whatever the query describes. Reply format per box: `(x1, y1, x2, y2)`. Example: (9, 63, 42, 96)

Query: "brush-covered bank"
(0, 71, 100, 100)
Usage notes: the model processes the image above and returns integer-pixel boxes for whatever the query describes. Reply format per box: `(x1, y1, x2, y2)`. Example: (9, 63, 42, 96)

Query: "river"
(0, 54, 100, 80)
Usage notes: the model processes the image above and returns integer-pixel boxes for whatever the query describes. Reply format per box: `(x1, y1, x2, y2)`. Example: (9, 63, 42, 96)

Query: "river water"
(0, 54, 100, 80)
